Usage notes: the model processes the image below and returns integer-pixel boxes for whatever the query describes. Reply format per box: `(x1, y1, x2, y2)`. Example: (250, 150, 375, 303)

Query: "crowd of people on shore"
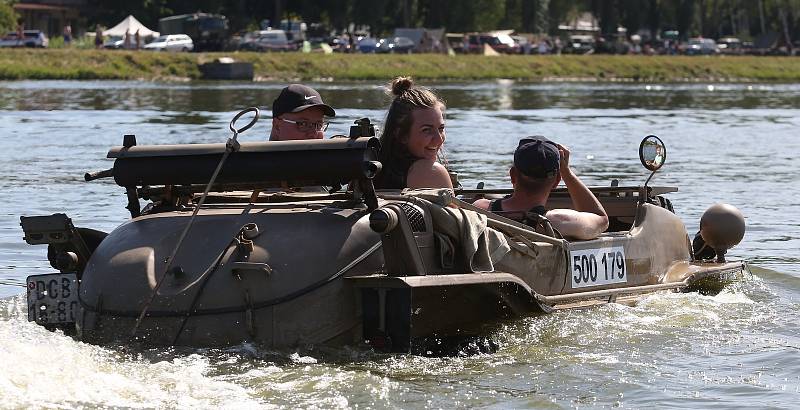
(12, 16, 792, 57)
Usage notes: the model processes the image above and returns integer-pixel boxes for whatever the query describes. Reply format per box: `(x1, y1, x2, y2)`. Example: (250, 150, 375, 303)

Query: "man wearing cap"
(473, 136, 608, 240)
(270, 84, 336, 141)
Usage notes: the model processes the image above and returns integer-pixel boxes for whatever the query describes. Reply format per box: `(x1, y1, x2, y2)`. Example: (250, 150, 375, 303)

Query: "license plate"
(27, 273, 79, 325)
(570, 246, 627, 288)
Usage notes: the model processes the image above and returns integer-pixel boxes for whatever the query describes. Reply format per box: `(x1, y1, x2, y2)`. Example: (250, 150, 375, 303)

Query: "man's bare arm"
(546, 208, 609, 240)
(554, 144, 609, 238)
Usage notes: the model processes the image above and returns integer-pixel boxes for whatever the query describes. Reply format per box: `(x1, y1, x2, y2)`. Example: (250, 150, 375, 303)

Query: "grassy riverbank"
(1, 49, 799, 82)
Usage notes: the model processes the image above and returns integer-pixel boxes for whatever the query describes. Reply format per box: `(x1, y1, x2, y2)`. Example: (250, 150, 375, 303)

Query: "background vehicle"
(717, 37, 742, 55)
(0, 30, 48, 48)
(143, 34, 194, 52)
(239, 29, 293, 51)
(565, 34, 594, 54)
(159, 13, 228, 52)
(467, 33, 520, 54)
(357, 37, 379, 53)
(103, 35, 124, 49)
(684, 38, 719, 55)
(376, 36, 415, 53)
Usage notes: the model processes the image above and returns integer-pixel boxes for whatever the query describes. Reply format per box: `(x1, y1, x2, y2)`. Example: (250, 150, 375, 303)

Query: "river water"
(1, 81, 798, 408)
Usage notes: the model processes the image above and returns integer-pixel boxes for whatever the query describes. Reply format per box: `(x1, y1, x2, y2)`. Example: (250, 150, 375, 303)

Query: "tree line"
(2, 0, 798, 42)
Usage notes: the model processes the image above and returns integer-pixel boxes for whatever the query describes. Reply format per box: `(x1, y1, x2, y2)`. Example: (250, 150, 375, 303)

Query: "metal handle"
(229, 107, 260, 134)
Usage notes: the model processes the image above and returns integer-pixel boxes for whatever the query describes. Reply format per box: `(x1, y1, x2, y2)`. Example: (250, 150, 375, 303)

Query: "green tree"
(0, 0, 18, 34)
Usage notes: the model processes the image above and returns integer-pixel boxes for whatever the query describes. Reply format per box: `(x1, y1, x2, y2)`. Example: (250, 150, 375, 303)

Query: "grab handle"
(84, 169, 113, 182)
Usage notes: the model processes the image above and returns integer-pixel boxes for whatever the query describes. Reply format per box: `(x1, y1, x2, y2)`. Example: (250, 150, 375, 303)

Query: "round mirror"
(639, 135, 666, 171)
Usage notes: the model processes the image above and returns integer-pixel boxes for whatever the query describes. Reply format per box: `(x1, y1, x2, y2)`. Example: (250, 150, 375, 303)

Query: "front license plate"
(26, 273, 79, 325)
(570, 246, 627, 288)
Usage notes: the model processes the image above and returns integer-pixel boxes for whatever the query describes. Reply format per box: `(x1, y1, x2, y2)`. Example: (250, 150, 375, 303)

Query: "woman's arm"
(406, 160, 454, 189)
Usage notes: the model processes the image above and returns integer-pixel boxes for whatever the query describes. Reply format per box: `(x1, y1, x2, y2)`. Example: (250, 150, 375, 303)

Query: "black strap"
(489, 198, 504, 212)
(490, 197, 546, 216)
(527, 205, 547, 216)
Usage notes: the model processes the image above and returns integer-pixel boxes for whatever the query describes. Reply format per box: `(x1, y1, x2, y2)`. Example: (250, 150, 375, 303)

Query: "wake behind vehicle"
(21, 111, 746, 353)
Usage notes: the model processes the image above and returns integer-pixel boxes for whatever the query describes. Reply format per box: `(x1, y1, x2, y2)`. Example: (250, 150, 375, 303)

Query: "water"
(1, 80, 798, 408)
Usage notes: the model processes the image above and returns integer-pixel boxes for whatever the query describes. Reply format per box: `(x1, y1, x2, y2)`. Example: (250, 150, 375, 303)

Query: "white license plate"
(570, 246, 627, 288)
(27, 273, 79, 325)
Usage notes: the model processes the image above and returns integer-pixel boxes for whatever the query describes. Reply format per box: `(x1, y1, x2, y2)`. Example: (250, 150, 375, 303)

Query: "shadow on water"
(2, 81, 800, 112)
(146, 113, 217, 125)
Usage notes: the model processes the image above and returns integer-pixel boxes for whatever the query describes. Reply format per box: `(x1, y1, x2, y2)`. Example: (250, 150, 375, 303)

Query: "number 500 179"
(570, 246, 627, 288)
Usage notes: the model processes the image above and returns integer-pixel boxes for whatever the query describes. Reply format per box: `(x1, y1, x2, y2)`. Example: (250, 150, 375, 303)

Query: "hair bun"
(389, 76, 414, 96)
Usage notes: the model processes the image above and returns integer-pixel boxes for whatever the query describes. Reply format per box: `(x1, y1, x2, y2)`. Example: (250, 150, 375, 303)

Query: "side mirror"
(639, 135, 666, 171)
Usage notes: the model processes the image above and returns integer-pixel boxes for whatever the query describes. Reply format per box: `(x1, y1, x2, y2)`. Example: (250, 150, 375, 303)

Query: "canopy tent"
(103, 15, 159, 38)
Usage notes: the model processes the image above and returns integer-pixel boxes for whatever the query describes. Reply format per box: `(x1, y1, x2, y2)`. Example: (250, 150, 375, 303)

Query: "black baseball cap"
(272, 84, 336, 118)
(514, 136, 561, 178)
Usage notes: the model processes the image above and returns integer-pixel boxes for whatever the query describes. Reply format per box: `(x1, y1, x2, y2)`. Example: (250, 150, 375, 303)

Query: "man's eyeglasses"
(279, 118, 329, 132)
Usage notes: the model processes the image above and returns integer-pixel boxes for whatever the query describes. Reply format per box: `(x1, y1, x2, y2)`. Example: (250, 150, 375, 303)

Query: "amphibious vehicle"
(21, 109, 746, 352)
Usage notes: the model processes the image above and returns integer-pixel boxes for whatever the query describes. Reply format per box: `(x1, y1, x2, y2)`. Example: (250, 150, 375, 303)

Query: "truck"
(158, 13, 229, 52)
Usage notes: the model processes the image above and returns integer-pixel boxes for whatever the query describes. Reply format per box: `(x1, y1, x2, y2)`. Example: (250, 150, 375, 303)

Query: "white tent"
(103, 15, 159, 38)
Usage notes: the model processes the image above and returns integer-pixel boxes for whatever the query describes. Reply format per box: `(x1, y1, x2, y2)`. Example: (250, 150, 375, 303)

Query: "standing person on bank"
(63, 23, 72, 47)
(473, 136, 608, 240)
(95, 26, 103, 49)
(15, 19, 23, 47)
(269, 84, 336, 141)
(374, 76, 452, 190)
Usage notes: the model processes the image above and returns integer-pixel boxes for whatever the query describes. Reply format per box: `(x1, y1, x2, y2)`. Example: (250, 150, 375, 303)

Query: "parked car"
(467, 33, 520, 54)
(103, 35, 125, 49)
(239, 29, 293, 52)
(376, 37, 415, 54)
(0, 30, 48, 48)
(565, 34, 595, 54)
(717, 37, 742, 55)
(684, 38, 719, 55)
(143, 34, 194, 52)
(357, 37, 379, 53)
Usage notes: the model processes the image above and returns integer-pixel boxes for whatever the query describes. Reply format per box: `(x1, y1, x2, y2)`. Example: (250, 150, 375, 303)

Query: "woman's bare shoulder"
(406, 160, 453, 189)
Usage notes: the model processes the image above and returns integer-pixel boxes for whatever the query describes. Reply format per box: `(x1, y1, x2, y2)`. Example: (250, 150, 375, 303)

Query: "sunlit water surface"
(1, 81, 798, 408)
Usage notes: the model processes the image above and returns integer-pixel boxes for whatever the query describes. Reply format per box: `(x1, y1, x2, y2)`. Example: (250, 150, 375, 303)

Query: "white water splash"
(0, 295, 265, 409)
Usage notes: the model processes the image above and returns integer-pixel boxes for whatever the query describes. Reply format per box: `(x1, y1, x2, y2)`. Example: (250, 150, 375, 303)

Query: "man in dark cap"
(474, 136, 608, 240)
(270, 84, 336, 141)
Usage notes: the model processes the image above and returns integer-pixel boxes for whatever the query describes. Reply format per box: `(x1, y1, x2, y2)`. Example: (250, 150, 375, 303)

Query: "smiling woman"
(374, 76, 453, 189)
